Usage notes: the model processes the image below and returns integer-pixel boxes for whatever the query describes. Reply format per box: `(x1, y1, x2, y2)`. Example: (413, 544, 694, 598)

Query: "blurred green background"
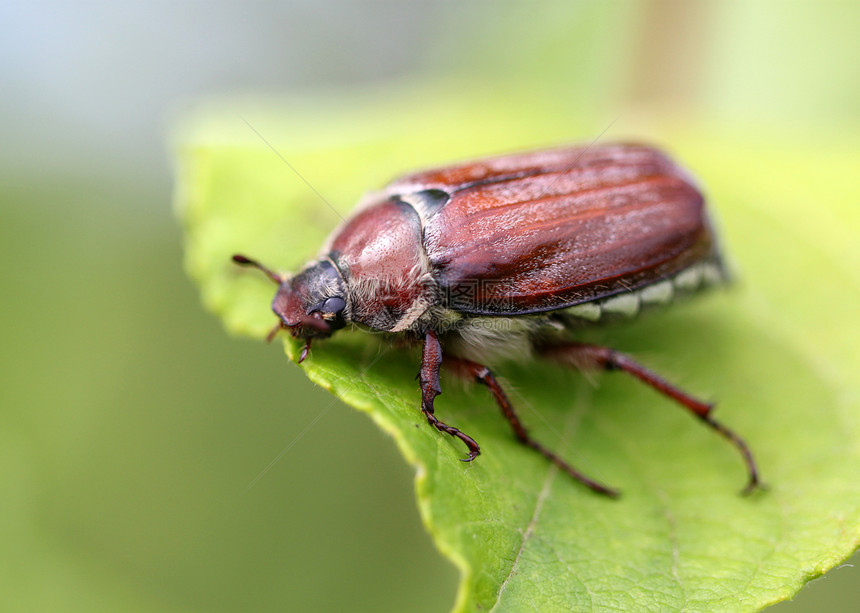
(3, 2, 859, 611)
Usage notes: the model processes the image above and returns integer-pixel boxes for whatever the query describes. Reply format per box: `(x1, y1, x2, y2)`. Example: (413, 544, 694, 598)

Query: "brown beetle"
(235, 143, 760, 496)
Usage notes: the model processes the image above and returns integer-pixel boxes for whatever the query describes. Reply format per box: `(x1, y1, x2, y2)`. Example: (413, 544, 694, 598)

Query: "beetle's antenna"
(298, 313, 330, 333)
(232, 254, 283, 284)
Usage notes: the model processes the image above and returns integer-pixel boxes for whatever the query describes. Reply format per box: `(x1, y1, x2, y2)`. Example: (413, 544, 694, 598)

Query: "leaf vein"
(489, 464, 561, 612)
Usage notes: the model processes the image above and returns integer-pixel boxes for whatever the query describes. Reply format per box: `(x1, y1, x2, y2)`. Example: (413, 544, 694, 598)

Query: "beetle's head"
(232, 254, 349, 362)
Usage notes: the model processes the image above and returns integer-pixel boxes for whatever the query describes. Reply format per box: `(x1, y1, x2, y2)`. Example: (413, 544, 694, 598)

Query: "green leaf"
(174, 90, 860, 612)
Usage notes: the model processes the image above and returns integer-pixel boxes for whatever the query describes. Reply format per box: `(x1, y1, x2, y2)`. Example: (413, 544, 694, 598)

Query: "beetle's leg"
(536, 341, 761, 495)
(443, 354, 619, 497)
(420, 331, 481, 461)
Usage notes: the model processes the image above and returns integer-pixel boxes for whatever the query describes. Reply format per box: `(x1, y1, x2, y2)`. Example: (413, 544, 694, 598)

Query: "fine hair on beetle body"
(234, 142, 762, 497)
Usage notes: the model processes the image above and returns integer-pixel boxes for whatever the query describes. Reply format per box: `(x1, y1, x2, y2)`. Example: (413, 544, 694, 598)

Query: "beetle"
(234, 143, 760, 496)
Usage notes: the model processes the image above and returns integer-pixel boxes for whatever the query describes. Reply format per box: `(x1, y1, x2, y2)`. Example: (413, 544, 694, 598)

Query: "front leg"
(419, 330, 481, 461)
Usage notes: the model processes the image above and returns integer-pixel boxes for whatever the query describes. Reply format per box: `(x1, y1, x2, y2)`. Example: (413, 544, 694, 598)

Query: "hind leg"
(536, 340, 761, 494)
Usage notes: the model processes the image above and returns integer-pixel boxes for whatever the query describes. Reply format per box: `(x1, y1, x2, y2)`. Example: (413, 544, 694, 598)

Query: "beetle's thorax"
(325, 196, 436, 333)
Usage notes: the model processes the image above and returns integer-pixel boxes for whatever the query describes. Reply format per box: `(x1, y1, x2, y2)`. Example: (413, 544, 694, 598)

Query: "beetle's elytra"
(235, 143, 760, 496)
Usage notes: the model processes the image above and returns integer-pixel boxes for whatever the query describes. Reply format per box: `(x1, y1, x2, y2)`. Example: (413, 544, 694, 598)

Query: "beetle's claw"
(741, 477, 766, 497)
(460, 449, 481, 462)
(595, 484, 622, 499)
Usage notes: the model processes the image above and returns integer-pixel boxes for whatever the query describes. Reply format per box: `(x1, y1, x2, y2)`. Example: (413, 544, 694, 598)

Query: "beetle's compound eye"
(321, 296, 346, 317)
(320, 296, 347, 331)
(317, 296, 347, 331)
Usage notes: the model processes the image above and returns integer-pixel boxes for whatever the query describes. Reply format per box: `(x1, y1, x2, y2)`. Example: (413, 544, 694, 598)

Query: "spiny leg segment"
(418, 333, 760, 496)
(442, 353, 619, 496)
(419, 331, 480, 461)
